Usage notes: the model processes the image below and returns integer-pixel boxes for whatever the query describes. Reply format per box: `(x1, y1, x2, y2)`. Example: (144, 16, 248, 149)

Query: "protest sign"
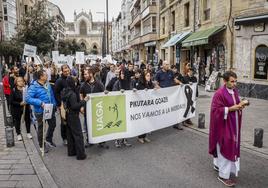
(23, 44, 37, 57)
(76, 52, 85, 64)
(52, 51, 59, 64)
(86, 84, 197, 143)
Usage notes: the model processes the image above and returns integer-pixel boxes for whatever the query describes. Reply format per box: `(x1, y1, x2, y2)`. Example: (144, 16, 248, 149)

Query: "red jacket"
(2, 75, 11, 95)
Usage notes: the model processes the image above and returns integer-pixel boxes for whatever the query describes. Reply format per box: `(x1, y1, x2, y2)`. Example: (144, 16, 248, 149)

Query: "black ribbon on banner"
(183, 85, 195, 118)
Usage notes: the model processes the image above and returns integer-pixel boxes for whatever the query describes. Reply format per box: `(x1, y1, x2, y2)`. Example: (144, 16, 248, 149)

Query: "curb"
(184, 125, 268, 160)
(21, 130, 58, 188)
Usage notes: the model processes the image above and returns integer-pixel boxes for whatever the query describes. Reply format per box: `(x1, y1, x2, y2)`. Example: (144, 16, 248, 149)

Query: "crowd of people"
(2, 58, 197, 160)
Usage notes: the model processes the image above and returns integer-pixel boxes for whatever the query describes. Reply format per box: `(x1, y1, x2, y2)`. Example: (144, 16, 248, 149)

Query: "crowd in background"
(1, 58, 198, 160)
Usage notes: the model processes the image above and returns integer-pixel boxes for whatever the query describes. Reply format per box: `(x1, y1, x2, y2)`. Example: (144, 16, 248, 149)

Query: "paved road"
(33, 114, 268, 188)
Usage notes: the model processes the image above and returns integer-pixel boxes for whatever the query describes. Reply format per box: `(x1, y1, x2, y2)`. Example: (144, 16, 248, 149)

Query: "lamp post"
(97, 12, 106, 57)
(106, 0, 109, 54)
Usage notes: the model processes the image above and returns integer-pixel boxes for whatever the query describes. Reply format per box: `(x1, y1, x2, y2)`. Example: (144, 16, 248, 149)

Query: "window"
(184, 2, 190, 27)
(79, 20, 87, 35)
(171, 11, 175, 32)
(3, 6, 7, 14)
(24, 5, 28, 14)
(160, 0, 166, 10)
(162, 16, 165, 34)
(203, 0, 210, 21)
(152, 16, 156, 32)
(254, 45, 268, 80)
(4, 16, 8, 21)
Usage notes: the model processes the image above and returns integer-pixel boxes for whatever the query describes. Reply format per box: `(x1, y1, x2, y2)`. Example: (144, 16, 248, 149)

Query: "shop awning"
(162, 31, 191, 48)
(182, 26, 225, 47)
(235, 14, 268, 25)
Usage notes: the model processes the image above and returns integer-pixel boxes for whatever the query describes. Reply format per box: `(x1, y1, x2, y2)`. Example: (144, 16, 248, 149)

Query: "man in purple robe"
(209, 71, 248, 187)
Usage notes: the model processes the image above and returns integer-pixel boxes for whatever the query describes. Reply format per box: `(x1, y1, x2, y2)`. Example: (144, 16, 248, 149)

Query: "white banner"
(86, 84, 197, 143)
(52, 51, 59, 64)
(23, 44, 37, 57)
(76, 52, 85, 64)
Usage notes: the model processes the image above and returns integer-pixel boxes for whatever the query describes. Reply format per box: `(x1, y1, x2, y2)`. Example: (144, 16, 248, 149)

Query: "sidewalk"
(0, 106, 58, 188)
(190, 86, 268, 158)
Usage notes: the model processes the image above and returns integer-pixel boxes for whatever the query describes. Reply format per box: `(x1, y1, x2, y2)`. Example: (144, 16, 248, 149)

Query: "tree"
(14, 0, 54, 56)
(0, 40, 22, 65)
(58, 39, 83, 55)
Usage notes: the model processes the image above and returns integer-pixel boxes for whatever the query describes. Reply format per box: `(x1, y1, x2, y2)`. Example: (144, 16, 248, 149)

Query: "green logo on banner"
(91, 95, 126, 137)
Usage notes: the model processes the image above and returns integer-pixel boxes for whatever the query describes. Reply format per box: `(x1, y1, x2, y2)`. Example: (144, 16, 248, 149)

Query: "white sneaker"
(27, 133, 33, 139)
(17, 134, 22, 141)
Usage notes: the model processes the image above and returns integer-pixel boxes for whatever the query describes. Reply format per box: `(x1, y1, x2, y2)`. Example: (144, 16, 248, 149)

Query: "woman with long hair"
(112, 69, 132, 148)
(136, 70, 155, 144)
(61, 76, 89, 160)
(10, 77, 32, 141)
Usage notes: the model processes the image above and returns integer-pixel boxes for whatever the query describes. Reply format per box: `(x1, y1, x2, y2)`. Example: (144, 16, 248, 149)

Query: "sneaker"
(40, 146, 49, 153)
(98, 142, 109, 149)
(122, 139, 132, 147)
(173, 124, 184, 130)
(26, 133, 33, 139)
(184, 119, 194, 126)
(138, 138, 145, 144)
(115, 140, 122, 148)
(77, 154, 87, 160)
(17, 134, 23, 141)
(46, 141, 56, 148)
(144, 137, 151, 143)
(214, 165, 219, 172)
(218, 177, 235, 187)
(63, 139, 67, 145)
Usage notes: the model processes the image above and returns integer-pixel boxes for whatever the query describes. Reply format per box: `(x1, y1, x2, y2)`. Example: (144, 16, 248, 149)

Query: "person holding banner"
(61, 76, 89, 160)
(209, 71, 248, 187)
(26, 70, 57, 153)
(113, 69, 132, 148)
(135, 70, 155, 144)
(10, 77, 32, 141)
(80, 68, 109, 149)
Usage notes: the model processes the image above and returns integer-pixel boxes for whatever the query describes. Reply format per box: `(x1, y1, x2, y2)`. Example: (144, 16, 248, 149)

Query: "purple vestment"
(209, 85, 242, 162)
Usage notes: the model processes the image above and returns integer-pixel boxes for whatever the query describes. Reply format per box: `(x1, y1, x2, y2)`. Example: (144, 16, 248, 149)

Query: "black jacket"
(61, 88, 85, 114)
(55, 75, 68, 106)
(10, 87, 30, 117)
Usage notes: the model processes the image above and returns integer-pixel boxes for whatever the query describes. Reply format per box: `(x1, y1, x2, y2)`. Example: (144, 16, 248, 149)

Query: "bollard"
(253, 128, 263, 148)
(198, 113, 205, 129)
(5, 126, 15, 147)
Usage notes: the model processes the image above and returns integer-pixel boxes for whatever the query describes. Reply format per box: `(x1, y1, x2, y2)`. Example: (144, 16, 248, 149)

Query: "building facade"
(46, 1, 65, 43)
(129, 0, 158, 65)
(16, 0, 36, 25)
(1, 0, 17, 40)
(65, 10, 104, 55)
(232, 0, 268, 99)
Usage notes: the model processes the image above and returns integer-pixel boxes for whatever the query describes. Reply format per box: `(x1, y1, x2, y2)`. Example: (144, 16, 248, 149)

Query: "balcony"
(141, 32, 157, 43)
(141, 4, 157, 19)
(130, 36, 141, 46)
(130, 13, 141, 29)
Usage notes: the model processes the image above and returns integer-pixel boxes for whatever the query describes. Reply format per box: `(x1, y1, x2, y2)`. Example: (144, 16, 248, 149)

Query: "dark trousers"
(13, 107, 31, 135)
(60, 116, 67, 140)
(138, 134, 146, 139)
(66, 112, 85, 158)
(35, 109, 56, 147)
(5, 94, 10, 111)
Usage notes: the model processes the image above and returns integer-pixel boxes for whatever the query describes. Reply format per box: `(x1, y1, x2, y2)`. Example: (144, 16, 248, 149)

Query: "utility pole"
(106, 0, 109, 54)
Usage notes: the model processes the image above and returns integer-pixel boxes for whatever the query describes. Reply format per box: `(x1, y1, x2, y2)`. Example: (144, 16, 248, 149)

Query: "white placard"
(52, 51, 59, 64)
(43, 104, 53, 120)
(76, 52, 85, 64)
(23, 44, 37, 57)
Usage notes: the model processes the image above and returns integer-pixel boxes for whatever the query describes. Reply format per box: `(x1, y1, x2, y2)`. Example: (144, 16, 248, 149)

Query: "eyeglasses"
(230, 80, 237, 83)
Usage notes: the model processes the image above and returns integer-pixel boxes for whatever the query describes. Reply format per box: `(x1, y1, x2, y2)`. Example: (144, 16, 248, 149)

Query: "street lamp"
(106, 0, 109, 54)
(96, 12, 106, 57)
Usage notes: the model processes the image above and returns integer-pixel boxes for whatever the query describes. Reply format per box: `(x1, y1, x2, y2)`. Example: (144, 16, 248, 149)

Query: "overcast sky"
(49, 0, 122, 22)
